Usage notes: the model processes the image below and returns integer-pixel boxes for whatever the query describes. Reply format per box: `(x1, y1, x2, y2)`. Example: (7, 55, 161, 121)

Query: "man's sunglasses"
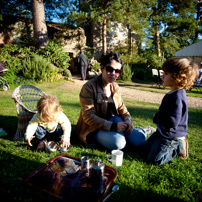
(105, 66, 121, 75)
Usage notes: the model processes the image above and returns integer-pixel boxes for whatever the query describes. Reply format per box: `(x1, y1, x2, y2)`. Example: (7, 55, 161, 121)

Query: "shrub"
(119, 63, 134, 81)
(132, 67, 153, 81)
(3, 70, 16, 85)
(14, 76, 36, 85)
(84, 45, 94, 59)
(46, 67, 62, 82)
(0, 44, 22, 74)
(120, 52, 144, 65)
(91, 61, 100, 72)
(145, 54, 165, 70)
(22, 55, 60, 82)
(41, 40, 71, 70)
(63, 69, 72, 78)
(0, 44, 23, 84)
(0, 43, 63, 85)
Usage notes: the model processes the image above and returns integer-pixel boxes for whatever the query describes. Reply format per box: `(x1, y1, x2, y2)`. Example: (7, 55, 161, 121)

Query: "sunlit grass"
(0, 80, 201, 202)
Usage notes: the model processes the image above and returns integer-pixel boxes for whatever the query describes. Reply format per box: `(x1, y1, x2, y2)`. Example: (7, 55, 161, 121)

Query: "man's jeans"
(144, 131, 184, 165)
(81, 65, 88, 80)
(94, 116, 147, 150)
(35, 124, 63, 142)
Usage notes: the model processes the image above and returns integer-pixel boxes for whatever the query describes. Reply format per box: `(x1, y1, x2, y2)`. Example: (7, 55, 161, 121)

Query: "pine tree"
(111, 0, 155, 55)
(89, 0, 113, 55)
(149, 0, 198, 60)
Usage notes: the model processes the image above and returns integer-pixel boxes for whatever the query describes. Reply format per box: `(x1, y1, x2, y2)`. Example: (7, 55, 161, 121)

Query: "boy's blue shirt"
(153, 89, 188, 138)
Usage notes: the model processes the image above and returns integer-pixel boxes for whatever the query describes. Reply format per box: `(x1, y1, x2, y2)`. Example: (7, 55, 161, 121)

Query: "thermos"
(81, 156, 91, 176)
(92, 158, 105, 190)
(80, 157, 106, 196)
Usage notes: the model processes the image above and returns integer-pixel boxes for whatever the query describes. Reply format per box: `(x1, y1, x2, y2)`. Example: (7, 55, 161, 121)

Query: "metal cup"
(81, 156, 91, 170)
(44, 141, 58, 152)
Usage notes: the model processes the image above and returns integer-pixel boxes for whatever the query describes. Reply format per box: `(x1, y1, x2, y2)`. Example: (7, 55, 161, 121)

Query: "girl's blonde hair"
(37, 95, 62, 122)
(162, 57, 198, 90)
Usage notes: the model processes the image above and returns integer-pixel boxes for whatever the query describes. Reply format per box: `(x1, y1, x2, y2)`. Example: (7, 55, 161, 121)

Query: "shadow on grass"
(0, 149, 184, 202)
(187, 109, 202, 128)
(110, 183, 185, 202)
(0, 115, 18, 140)
(0, 122, 200, 202)
(126, 105, 202, 129)
(0, 150, 58, 202)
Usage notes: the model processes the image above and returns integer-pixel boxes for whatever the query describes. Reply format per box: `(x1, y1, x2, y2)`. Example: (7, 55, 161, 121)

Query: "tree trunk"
(195, 0, 202, 39)
(129, 28, 132, 55)
(154, 28, 161, 57)
(31, 0, 48, 49)
(102, 1, 109, 55)
(102, 13, 107, 55)
(152, 6, 161, 57)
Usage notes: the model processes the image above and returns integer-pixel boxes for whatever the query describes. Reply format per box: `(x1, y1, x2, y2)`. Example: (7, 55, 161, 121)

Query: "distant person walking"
(78, 50, 89, 80)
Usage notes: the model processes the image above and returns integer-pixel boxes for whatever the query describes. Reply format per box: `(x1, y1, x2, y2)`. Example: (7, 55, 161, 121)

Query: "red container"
(24, 154, 118, 202)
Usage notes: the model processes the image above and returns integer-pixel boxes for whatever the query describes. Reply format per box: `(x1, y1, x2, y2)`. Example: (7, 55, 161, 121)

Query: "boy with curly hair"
(145, 58, 198, 165)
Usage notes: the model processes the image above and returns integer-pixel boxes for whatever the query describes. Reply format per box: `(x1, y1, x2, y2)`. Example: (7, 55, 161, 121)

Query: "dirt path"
(119, 87, 202, 109)
(71, 75, 202, 110)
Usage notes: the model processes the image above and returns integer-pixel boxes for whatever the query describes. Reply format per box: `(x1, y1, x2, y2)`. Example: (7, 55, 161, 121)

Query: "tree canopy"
(1, 0, 201, 63)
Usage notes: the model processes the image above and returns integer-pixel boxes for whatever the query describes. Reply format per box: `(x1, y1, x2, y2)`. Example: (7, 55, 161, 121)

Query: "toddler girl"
(25, 95, 71, 150)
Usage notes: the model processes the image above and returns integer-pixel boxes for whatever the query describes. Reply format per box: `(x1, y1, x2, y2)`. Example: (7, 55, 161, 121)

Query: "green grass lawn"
(0, 80, 202, 202)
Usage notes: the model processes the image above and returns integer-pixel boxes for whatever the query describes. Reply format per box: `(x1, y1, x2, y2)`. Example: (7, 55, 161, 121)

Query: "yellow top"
(25, 112, 71, 142)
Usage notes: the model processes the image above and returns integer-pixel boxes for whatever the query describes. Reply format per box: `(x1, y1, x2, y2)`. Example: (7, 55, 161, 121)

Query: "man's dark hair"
(100, 51, 123, 68)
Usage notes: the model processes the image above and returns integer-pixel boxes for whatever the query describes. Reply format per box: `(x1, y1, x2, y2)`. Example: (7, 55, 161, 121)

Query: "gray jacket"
(78, 53, 89, 66)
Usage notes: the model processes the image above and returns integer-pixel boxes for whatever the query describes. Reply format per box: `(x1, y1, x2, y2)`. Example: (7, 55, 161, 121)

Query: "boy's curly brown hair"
(37, 95, 62, 122)
(162, 57, 198, 90)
